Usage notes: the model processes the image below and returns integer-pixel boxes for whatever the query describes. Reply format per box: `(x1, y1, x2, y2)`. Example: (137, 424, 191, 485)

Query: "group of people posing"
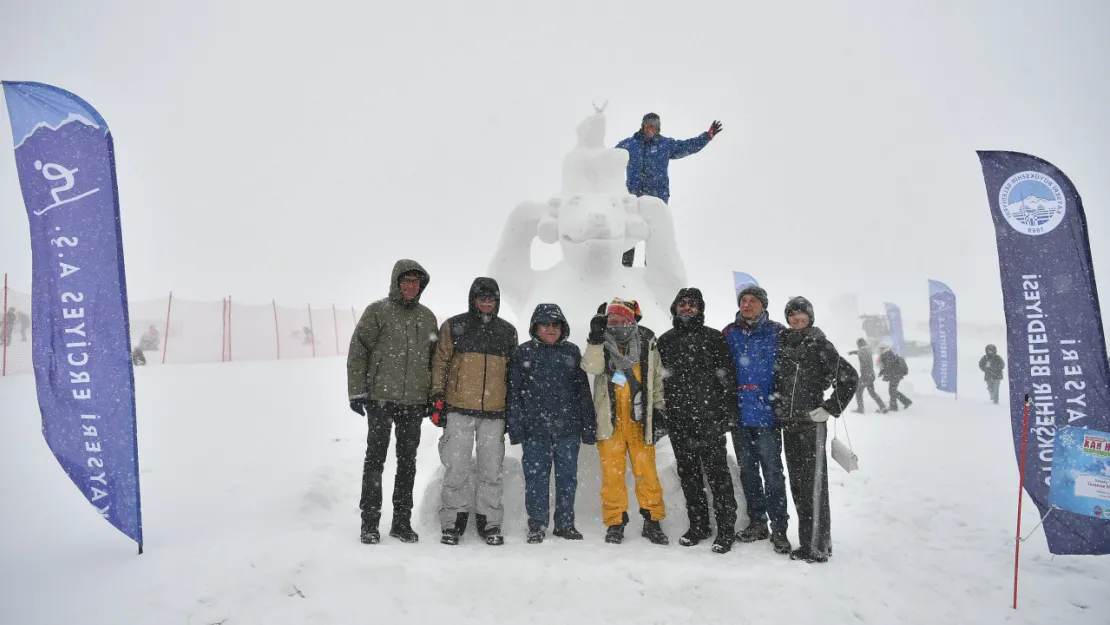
(346, 260, 860, 563)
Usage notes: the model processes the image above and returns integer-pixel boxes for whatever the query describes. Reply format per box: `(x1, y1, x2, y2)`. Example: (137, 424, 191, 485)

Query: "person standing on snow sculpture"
(657, 288, 739, 553)
(431, 278, 518, 546)
(979, 345, 1005, 405)
(877, 344, 913, 411)
(582, 298, 669, 545)
(507, 303, 596, 544)
(722, 286, 792, 555)
(347, 260, 439, 545)
(772, 297, 858, 563)
(615, 113, 722, 267)
(848, 338, 887, 413)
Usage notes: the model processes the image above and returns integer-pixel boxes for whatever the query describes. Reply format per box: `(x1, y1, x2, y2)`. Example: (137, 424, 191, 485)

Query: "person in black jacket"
(979, 344, 1005, 404)
(848, 338, 887, 413)
(877, 344, 913, 411)
(773, 297, 858, 563)
(507, 304, 596, 544)
(657, 288, 739, 554)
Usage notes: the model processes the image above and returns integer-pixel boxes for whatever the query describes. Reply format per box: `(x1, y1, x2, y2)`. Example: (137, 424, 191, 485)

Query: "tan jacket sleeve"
(347, 304, 382, 400)
(581, 343, 607, 376)
(430, 320, 454, 396)
(649, 339, 665, 412)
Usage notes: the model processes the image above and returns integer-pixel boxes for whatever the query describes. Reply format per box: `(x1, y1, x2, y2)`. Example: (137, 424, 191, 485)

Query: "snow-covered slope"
(0, 356, 1107, 624)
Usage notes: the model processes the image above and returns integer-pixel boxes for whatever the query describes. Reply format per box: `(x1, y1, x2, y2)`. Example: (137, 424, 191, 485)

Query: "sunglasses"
(399, 276, 422, 285)
(677, 298, 700, 308)
(537, 321, 561, 329)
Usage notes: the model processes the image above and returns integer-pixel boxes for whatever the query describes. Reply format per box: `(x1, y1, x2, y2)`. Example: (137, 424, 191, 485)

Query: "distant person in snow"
(979, 345, 1005, 405)
(347, 260, 438, 545)
(138, 325, 160, 352)
(722, 286, 791, 556)
(3, 307, 16, 346)
(772, 297, 858, 563)
(657, 288, 739, 554)
(877, 345, 912, 411)
(616, 112, 722, 267)
(431, 277, 518, 547)
(848, 338, 887, 413)
(582, 298, 669, 545)
(507, 303, 595, 544)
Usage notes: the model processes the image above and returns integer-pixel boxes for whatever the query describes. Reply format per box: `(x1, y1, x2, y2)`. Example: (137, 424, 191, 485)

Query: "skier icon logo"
(997, 171, 1066, 236)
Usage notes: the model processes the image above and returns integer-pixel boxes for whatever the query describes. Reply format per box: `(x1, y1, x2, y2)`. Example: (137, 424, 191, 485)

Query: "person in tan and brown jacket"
(431, 277, 518, 546)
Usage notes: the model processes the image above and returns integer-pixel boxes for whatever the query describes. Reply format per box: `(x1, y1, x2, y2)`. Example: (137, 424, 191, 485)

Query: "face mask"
(608, 325, 636, 344)
(676, 315, 693, 324)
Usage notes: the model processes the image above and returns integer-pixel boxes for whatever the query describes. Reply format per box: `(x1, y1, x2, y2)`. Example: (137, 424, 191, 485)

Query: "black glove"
(652, 408, 668, 443)
(588, 314, 607, 345)
(708, 120, 723, 138)
(350, 398, 366, 416)
(428, 394, 447, 427)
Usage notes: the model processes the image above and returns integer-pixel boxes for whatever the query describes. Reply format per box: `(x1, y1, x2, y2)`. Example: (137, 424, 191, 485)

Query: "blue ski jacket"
(722, 313, 785, 428)
(507, 304, 596, 445)
(615, 131, 711, 204)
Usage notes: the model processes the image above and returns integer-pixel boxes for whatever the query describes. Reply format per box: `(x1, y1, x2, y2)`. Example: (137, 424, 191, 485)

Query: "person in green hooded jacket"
(347, 259, 438, 545)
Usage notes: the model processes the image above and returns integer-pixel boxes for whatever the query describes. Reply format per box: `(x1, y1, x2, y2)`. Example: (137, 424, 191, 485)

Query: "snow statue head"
(489, 106, 687, 342)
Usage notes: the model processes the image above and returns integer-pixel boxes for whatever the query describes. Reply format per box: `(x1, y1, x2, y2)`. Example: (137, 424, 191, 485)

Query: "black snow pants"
(671, 432, 737, 537)
(360, 401, 424, 529)
(783, 423, 832, 559)
(855, 377, 886, 412)
(887, 378, 912, 410)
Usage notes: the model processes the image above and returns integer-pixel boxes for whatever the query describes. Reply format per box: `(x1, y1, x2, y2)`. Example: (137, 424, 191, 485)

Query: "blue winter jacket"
(722, 313, 785, 428)
(507, 304, 597, 445)
(615, 131, 712, 204)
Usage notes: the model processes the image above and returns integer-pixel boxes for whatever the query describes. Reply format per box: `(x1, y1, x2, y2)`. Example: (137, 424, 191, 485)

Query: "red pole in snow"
(161, 291, 173, 365)
(228, 296, 234, 362)
(307, 303, 316, 358)
(221, 298, 227, 362)
(2, 273, 8, 377)
(332, 304, 340, 356)
(1012, 394, 1032, 610)
(273, 299, 281, 360)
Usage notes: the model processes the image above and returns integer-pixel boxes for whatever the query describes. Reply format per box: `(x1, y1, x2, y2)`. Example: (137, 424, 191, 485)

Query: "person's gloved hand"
(708, 120, 723, 139)
(428, 394, 447, 427)
(350, 398, 366, 416)
(809, 407, 832, 423)
(652, 409, 669, 443)
(588, 314, 607, 345)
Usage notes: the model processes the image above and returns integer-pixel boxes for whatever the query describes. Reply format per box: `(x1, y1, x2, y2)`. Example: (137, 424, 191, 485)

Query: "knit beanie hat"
(737, 285, 769, 310)
(606, 298, 638, 324)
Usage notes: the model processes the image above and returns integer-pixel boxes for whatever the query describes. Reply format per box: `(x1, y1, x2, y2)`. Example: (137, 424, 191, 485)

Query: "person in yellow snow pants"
(581, 298, 669, 545)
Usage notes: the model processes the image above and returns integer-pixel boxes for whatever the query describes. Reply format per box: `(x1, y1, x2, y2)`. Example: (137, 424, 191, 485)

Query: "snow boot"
(389, 522, 419, 543)
(790, 548, 829, 563)
(771, 531, 792, 555)
(553, 526, 583, 540)
(679, 527, 711, 547)
(605, 512, 629, 544)
(640, 510, 669, 546)
(475, 514, 504, 546)
(527, 529, 545, 544)
(360, 527, 380, 545)
(440, 512, 468, 546)
(711, 534, 735, 554)
(736, 521, 770, 543)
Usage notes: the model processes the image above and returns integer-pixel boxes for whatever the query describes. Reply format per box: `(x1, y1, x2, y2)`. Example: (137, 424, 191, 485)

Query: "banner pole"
(307, 303, 316, 358)
(228, 296, 233, 363)
(161, 291, 173, 365)
(1012, 394, 1032, 610)
(2, 273, 8, 376)
(273, 299, 281, 360)
(333, 304, 340, 356)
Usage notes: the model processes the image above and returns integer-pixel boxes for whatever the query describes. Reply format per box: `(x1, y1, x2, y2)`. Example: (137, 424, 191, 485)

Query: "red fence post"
(332, 304, 340, 356)
(307, 303, 316, 358)
(273, 299, 281, 360)
(228, 295, 234, 362)
(221, 298, 227, 362)
(161, 291, 173, 365)
(2, 273, 8, 377)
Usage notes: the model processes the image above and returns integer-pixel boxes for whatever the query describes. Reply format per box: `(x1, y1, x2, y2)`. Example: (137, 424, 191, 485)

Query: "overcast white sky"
(1, 0, 1108, 332)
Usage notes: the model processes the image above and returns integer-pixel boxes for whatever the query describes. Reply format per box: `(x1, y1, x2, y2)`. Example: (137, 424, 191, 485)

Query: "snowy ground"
(1, 354, 1108, 625)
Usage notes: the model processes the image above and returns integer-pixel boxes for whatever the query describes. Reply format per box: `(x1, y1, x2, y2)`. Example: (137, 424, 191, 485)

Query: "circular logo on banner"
(998, 171, 1067, 236)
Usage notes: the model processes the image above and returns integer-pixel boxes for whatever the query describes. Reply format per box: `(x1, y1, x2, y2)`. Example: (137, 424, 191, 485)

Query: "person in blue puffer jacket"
(721, 285, 792, 556)
(507, 303, 597, 544)
(616, 112, 722, 267)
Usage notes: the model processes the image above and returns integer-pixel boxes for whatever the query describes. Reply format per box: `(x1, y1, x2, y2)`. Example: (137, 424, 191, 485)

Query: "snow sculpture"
(489, 105, 687, 341)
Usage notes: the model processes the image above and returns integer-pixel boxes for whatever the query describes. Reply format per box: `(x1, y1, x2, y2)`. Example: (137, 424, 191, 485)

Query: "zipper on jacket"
(481, 352, 488, 412)
(639, 138, 648, 194)
(788, 362, 800, 420)
(402, 312, 412, 400)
